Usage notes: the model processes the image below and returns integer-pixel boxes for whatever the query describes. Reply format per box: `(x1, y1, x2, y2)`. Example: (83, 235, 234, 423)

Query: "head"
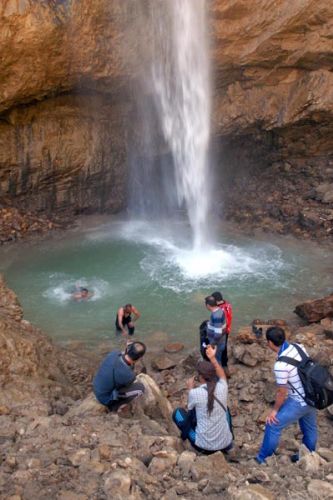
(80, 288, 89, 297)
(266, 326, 286, 352)
(205, 295, 217, 311)
(197, 360, 218, 415)
(211, 291, 223, 303)
(125, 341, 146, 363)
(124, 304, 132, 314)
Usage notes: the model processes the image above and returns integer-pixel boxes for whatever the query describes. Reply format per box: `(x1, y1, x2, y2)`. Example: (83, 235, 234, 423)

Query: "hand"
(266, 409, 279, 425)
(122, 330, 128, 337)
(186, 376, 195, 390)
(206, 344, 217, 361)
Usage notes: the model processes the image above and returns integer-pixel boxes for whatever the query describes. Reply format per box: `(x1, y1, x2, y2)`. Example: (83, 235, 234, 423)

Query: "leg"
(221, 335, 228, 368)
(108, 382, 145, 411)
(172, 407, 197, 447)
(127, 323, 135, 335)
(257, 398, 302, 462)
(299, 407, 317, 452)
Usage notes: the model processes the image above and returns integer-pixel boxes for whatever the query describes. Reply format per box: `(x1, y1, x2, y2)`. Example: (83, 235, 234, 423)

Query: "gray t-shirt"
(188, 379, 232, 451)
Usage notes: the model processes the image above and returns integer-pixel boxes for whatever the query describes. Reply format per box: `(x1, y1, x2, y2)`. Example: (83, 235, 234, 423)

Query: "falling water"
(129, 0, 211, 250)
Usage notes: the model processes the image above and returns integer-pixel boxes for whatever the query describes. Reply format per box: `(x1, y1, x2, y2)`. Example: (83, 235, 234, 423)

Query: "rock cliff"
(0, 0, 332, 238)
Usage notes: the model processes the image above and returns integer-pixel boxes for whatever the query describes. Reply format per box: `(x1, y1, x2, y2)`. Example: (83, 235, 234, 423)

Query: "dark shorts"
(115, 315, 135, 335)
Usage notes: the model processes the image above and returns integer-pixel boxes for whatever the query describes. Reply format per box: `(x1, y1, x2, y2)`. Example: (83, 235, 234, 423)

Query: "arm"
(131, 306, 141, 322)
(266, 386, 288, 424)
(117, 308, 126, 334)
(206, 345, 227, 380)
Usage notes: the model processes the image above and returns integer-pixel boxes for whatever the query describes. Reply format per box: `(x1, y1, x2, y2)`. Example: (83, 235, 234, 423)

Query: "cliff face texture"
(0, 0, 332, 237)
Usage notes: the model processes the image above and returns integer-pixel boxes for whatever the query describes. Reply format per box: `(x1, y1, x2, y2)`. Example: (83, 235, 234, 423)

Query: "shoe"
(255, 456, 267, 465)
(290, 453, 299, 463)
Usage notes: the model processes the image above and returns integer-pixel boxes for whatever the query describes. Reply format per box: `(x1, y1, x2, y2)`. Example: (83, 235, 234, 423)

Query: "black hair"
(126, 341, 146, 361)
(205, 295, 217, 307)
(80, 288, 89, 293)
(266, 326, 286, 346)
(211, 291, 223, 302)
(124, 303, 132, 309)
(197, 361, 218, 415)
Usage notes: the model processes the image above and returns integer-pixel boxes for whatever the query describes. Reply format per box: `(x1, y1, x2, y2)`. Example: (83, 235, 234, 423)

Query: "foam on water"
(43, 275, 111, 304)
(86, 219, 288, 291)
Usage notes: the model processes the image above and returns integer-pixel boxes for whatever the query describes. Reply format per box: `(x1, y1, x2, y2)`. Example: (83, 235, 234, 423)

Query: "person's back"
(274, 343, 308, 405)
(93, 350, 135, 406)
(189, 378, 232, 451)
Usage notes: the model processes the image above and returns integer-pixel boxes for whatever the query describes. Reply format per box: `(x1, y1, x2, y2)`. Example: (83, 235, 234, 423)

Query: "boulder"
(164, 343, 184, 354)
(151, 355, 177, 371)
(103, 470, 132, 499)
(232, 344, 266, 367)
(294, 295, 333, 323)
(190, 452, 230, 482)
(321, 317, 333, 339)
(316, 183, 333, 204)
(307, 480, 333, 499)
(228, 484, 275, 500)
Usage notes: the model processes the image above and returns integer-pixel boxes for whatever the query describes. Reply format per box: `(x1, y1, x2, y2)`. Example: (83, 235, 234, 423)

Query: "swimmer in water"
(71, 287, 93, 301)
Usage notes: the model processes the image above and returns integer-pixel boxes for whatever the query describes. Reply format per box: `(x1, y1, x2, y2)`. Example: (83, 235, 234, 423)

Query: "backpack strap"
(289, 343, 309, 361)
(278, 356, 300, 367)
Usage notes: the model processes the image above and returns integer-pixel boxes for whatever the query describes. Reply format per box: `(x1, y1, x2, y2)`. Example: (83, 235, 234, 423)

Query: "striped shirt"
(207, 307, 226, 342)
(188, 379, 232, 451)
(274, 343, 307, 406)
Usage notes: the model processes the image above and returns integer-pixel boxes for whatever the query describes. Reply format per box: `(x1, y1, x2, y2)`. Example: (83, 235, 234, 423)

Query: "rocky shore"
(0, 276, 332, 499)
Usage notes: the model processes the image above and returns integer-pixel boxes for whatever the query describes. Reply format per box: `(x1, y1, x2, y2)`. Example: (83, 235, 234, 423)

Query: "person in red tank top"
(212, 291, 233, 376)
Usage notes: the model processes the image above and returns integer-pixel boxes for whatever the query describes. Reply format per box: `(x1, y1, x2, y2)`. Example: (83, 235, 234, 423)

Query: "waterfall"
(128, 0, 211, 250)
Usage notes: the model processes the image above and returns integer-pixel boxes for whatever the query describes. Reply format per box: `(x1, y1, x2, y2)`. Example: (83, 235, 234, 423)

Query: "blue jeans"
(257, 398, 317, 462)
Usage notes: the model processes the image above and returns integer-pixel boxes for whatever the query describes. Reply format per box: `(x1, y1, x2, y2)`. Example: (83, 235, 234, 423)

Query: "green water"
(0, 217, 332, 348)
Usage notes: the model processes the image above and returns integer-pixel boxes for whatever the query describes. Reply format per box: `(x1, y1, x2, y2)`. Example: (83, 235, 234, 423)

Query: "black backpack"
(279, 343, 333, 410)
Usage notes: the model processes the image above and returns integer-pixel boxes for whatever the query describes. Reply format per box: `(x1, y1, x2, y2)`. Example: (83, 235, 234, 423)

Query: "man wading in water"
(115, 304, 141, 336)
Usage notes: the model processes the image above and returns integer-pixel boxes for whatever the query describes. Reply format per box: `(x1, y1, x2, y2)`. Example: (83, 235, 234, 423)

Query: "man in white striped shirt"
(256, 327, 317, 464)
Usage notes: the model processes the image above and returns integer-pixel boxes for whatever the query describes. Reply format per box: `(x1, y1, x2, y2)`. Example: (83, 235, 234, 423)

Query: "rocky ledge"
(0, 277, 332, 499)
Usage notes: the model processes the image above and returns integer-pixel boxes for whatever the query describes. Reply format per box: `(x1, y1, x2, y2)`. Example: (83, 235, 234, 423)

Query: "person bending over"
(93, 341, 146, 412)
(172, 345, 233, 454)
(115, 304, 141, 336)
(256, 327, 317, 464)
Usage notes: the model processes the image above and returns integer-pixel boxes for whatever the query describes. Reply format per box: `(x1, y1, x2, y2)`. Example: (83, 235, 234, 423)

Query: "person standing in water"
(115, 304, 141, 336)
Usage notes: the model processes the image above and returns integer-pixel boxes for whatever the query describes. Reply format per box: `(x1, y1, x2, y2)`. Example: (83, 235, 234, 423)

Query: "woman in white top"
(172, 345, 233, 454)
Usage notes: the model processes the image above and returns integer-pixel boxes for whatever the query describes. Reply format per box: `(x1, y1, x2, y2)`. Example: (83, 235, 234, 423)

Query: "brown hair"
(197, 361, 218, 415)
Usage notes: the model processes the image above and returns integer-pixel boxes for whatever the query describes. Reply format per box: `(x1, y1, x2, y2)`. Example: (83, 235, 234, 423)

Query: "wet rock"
(164, 343, 184, 354)
(151, 355, 177, 371)
(294, 294, 333, 323)
(307, 479, 333, 499)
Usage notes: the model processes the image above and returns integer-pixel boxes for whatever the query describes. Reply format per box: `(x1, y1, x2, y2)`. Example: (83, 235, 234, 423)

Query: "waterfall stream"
(129, 0, 211, 250)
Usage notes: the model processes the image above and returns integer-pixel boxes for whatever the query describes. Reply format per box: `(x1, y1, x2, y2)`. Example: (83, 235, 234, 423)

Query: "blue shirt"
(93, 350, 135, 405)
(207, 307, 226, 342)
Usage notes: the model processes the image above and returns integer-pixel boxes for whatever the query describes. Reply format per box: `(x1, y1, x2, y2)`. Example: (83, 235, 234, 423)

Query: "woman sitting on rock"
(172, 345, 233, 454)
